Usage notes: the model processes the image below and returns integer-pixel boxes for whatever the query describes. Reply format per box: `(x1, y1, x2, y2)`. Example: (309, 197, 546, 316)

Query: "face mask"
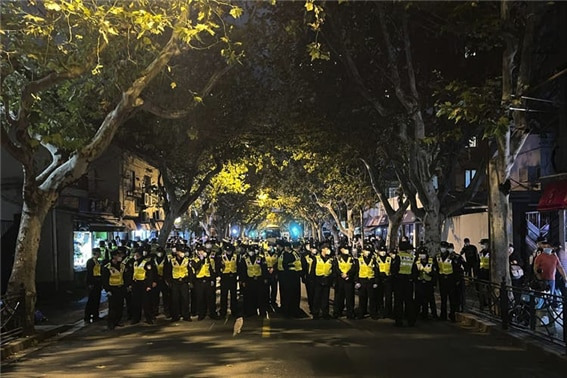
(419, 254, 427, 260)
(341, 249, 349, 255)
(116, 257, 123, 262)
(322, 248, 329, 256)
(448, 248, 454, 253)
(226, 250, 233, 255)
(440, 248, 446, 253)
(172, 248, 177, 253)
(543, 248, 552, 255)
(205, 243, 212, 250)
(352, 248, 358, 253)
(157, 252, 163, 258)
(184, 252, 190, 257)
(481, 244, 488, 249)
(248, 251, 255, 256)
(143, 251, 148, 256)
(379, 251, 386, 257)
(134, 256, 140, 261)
(362, 250, 370, 257)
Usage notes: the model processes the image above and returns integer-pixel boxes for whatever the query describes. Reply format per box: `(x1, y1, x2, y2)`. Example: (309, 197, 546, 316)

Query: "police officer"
(102, 250, 127, 330)
(130, 249, 157, 324)
(302, 244, 317, 314)
(85, 248, 103, 323)
(239, 245, 267, 317)
(312, 243, 334, 319)
(333, 245, 357, 319)
(264, 244, 280, 312)
(436, 241, 458, 322)
(391, 246, 417, 327)
(218, 243, 239, 318)
(478, 238, 490, 280)
(152, 246, 170, 317)
(376, 247, 393, 318)
(278, 242, 303, 318)
(460, 238, 478, 277)
(191, 245, 218, 320)
(165, 246, 192, 322)
(415, 246, 437, 320)
(356, 244, 379, 319)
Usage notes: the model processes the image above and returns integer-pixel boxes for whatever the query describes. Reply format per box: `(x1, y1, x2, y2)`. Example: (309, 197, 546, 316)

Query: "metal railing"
(462, 277, 566, 355)
(0, 287, 26, 344)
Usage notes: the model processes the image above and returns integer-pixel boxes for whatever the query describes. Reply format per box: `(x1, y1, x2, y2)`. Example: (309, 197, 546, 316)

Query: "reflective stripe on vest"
(156, 259, 165, 276)
(437, 256, 453, 275)
(480, 254, 490, 270)
(315, 256, 333, 277)
(277, 255, 284, 271)
(172, 257, 189, 279)
(305, 255, 314, 273)
(133, 259, 148, 281)
(358, 257, 375, 279)
(245, 258, 262, 277)
(93, 260, 102, 277)
(265, 254, 278, 268)
(398, 252, 414, 275)
(196, 260, 211, 278)
(338, 256, 353, 274)
(417, 258, 434, 281)
(222, 255, 238, 274)
(377, 256, 391, 276)
(106, 263, 125, 286)
(291, 252, 302, 271)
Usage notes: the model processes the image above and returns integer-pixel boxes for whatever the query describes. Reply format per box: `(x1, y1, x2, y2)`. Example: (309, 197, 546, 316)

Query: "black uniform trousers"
(152, 277, 170, 317)
(107, 286, 126, 329)
(131, 281, 154, 323)
(415, 280, 437, 318)
(305, 276, 315, 313)
(334, 278, 355, 318)
(170, 280, 191, 320)
(280, 271, 301, 317)
(477, 269, 490, 308)
(194, 277, 216, 318)
(358, 278, 378, 318)
(243, 277, 266, 317)
(438, 275, 458, 321)
(394, 276, 416, 326)
(85, 280, 102, 321)
(312, 277, 331, 318)
(220, 273, 238, 317)
(266, 271, 278, 309)
(377, 276, 393, 318)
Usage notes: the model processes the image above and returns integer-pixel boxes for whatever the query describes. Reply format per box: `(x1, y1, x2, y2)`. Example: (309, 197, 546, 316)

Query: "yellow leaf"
(170, 82, 177, 89)
(305, 1, 314, 12)
(194, 96, 203, 103)
(229, 6, 243, 19)
(44, 2, 62, 11)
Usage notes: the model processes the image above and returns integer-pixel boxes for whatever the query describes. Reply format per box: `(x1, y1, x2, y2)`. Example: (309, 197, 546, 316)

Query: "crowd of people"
(83, 235, 567, 331)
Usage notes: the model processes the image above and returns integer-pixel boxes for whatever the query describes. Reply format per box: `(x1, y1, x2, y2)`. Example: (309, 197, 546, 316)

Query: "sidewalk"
(1, 289, 108, 361)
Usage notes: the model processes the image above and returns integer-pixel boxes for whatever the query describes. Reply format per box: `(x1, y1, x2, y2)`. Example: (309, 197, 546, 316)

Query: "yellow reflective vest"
(265, 254, 278, 269)
(133, 258, 149, 281)
(358, 256, 376, 279)
(222, 254, 238, 274)
(172, 257, 189, 279)
(398, 251, 414, 275)
(416, 258, 434, 281)
(315, 255, 333, 277)
(338, 256, 353, 274)
(305, 255, 314, 274)
(156, 258, 165, 277)
(93, 259, 102, 277)
(245, 257, 263, 277)
(437, 256, 454, 275)
(479, 253, 490, 270)
(106, 262, 125, 286)
(195, 259, 211, 278)
(377, 256, 391, 276)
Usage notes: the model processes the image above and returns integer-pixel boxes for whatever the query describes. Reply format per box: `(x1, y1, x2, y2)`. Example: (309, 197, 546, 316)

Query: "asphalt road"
(2, 287, 566, 378)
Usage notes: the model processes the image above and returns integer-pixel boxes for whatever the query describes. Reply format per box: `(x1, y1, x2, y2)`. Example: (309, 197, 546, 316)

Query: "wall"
(444, 212, 489, 252)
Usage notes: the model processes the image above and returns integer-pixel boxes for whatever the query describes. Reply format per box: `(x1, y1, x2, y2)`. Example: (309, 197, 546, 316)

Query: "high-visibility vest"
(398, 251, 414, 275)
(377, 256, 391, 276)
(156, 258, 165, 276)
(106, 262, 125, 286)
(195, 259, 211, 278)
(222, 254, 238, 274)
(358, 257, 376, 279)
(480, 253, 490, 270)
(245, 257, 262, 277)
(305, 255, 314, 273)
(277, 255, 284, 271)
(291, 252, 302, 271)
(437, 256, 454, 275)
(93, 259, 102, 277)
(416, 258, 434, 281)
(265, 254, 278, 269)
(315, 256, 333, 277)
(172, 257, 189, 279)
(133, 259, 149, 281)
(338, 256, 353, 274)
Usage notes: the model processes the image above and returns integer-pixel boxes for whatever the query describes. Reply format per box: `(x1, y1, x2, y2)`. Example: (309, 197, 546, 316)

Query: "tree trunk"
(421, 208, 443, 255)
(386, 211, 404, 251)
(157, 211, 177, 246)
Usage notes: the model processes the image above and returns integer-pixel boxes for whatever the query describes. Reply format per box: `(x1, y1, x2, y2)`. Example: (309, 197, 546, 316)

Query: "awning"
(402, 210, 417, 224)
(122, 219, 137, 231)
(74, 214, 125, 231)
(136, 222, 151, 231)
(537, 180, 567, 211)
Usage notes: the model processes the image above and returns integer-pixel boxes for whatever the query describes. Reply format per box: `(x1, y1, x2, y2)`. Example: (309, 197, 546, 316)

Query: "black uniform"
(302, 251, 317, 314)
(152, 253, 170, 317)
(436, 251, 460, 322)
(333, 252, 358, 319)
(415, 255, 438, 319)
(391, 251, 417, 326)
(356, 254, 379, 319)
(84, 255, 103, 322)
(376, 252, 393, 318)
(278, 248, 303, 318)
(218, 251, 239, 317)
(264, 249, 280, 311)
(239, 253, 268, 317)
(130, 257, 157, 324)
(102, 259, 127, 330)
(460, 243, 479, 277)
(165, 254, 193, 321)
(312, 254, 334, 319)
(191, 254, 218, 320)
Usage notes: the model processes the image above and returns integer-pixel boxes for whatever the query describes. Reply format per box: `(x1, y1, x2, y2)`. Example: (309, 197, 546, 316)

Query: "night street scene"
(1, 1, 566, 377)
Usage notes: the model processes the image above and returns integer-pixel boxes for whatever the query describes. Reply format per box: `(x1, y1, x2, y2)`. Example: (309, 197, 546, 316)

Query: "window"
(143, 175, 152, 192)
(468, 137, 477, 148)
(388, 187, 398, 199)
(465, 169, 477, 188)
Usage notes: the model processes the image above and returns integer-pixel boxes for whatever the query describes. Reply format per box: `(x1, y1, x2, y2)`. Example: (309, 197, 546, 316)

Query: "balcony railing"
(1, 286, 26, 345)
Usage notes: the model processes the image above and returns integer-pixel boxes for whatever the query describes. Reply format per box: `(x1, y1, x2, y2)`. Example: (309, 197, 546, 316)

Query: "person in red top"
(533, 241, 567, 297)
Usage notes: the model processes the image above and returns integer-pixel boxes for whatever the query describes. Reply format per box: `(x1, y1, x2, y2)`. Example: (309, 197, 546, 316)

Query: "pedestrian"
(191, 245, 219, 320)
(415, 246, 437, 320)
(356, 244, 379, 319)
(508, 244, 524, 303)
(130, 248, 157, 325)
(165, 246, 192, 322)
(84, 248, 103, 323)
(333, 245, 357, 319)
(391, 246, 417, 327)
(460, 238, 478, 277)
(102, 250, 127, 330)
(376, 247, 393, 318)
(533, 240, 567, 301)
(218, 243, 239, 318)
(312, 243, 334, 320)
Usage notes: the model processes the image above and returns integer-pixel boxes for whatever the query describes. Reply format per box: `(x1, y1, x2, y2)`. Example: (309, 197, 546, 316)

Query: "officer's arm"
(86, 260, 94, 285)
(101, 267, 111, 292)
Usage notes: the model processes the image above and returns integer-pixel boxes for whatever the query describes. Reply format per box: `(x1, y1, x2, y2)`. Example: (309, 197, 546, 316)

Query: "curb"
(456, 312, 567, 363)
(1, 324, 71, 361)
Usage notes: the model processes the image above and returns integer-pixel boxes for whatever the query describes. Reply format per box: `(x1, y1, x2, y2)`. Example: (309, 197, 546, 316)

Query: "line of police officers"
(85, 238, 479, 330)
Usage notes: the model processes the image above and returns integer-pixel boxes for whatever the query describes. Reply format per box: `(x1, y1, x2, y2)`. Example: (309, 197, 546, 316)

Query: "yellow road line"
(262, 318, 270, 338)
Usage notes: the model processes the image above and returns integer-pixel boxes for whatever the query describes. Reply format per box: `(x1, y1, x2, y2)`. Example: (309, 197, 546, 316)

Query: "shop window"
(465, 169, 477, 188)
